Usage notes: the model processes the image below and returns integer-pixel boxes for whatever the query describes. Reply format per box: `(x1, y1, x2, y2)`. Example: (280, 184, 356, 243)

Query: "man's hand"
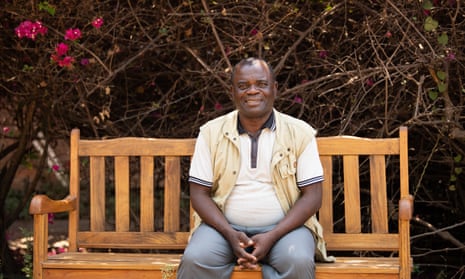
(226, 230, 258, 269)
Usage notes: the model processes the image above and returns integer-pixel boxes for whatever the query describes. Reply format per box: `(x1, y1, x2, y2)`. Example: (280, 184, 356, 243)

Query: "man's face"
(231, 60, 277, 120)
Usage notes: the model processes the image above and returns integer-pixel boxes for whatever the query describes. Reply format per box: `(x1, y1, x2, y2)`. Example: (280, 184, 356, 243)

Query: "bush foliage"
(1, 0, 465, 277)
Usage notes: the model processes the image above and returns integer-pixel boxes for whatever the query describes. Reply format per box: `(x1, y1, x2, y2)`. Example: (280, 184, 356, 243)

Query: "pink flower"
(447, 52, 456, 61)
(250, 29, 258, 36)
(52, 165, 60, 171)
(293, 96, 303, 104)
(214, 102, 223, 111)
(48, 249, 57, 256)
(15, 20, 48, 40)
(55, 43, 69, 56)
(92, 18, 104, 28)
(64, 28, 82, 41)
(48, 213, 55, 224)
(58, 56, 75, 68)
(2, 127, 10, 133)
(80, 58, 89, 66)
(365, 78, 374, 87)
(57, 247, 68, 254)
(318, 50, 328, 58)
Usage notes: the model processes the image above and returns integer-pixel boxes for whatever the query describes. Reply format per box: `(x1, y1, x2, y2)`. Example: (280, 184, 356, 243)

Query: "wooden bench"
(29, 127, 413, 279)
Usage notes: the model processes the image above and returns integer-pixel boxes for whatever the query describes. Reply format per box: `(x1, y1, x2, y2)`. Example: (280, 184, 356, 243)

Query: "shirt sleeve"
(188, 133, 213, 187)
(296, 137, 324, 187)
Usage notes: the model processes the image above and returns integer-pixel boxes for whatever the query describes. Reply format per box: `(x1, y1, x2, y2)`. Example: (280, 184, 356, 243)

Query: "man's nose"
(246, 84, 260, 93)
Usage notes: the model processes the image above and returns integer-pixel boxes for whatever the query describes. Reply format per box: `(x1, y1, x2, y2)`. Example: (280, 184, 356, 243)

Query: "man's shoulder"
(200, 110, 237, 132)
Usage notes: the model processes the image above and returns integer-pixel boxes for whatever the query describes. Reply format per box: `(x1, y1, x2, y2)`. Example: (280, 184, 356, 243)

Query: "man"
(177, 58, 333, 279)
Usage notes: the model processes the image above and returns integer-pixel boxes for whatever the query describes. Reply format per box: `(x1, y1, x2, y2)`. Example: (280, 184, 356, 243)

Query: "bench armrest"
(29, 194, 77, 215)
(29, 194, 77, 279)
(398, 195, 414, 221)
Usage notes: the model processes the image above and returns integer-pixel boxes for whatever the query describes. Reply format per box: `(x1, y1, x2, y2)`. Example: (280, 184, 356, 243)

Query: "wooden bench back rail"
(29, 127, 412, 279)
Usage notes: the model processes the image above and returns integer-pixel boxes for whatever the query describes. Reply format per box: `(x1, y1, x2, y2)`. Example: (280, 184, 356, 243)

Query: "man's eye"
(238, 83, 249, 90)
(257, 82, 268, 88)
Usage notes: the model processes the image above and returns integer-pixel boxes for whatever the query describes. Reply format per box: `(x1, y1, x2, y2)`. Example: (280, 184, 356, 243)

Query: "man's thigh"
(183, 223, 236, 265)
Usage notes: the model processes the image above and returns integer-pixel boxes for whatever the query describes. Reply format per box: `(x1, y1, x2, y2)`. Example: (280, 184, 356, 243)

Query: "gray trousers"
(176, 223, 316, 279)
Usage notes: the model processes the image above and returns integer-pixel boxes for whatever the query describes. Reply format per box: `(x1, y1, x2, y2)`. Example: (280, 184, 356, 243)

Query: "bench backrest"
(67, 127, 409, 257)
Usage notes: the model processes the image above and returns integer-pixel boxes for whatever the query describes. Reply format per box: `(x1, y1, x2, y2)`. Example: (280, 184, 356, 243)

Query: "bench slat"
(344, 155, 361, 233)
(319, 155, 333, 233)
(79, 138, 196, 156)
(324, 233, 399, 251)
(370, 155, 389, 233)
(140, 156, 155, 232)
(164, 156, 181, 232)
(317, 137, 399, 155)
(90, 156, 105, 231)
(77, 231, 190, 249)
(115, 156, 130, 232)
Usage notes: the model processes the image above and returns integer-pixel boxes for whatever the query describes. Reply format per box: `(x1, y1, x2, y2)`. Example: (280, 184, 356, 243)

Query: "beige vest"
(193, 109, 334, 262)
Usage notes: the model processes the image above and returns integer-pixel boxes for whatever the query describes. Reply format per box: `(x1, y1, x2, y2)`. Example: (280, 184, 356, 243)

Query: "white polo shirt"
(189, 118, 323, 227)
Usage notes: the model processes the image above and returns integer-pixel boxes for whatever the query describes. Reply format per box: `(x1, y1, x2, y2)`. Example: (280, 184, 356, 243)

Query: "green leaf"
(428, 90, 438, 100)
(438, 82, 447, 93)
(423, 0, 433, 10)
(449, 185, 456, 191)
(38, 1, 56, 16)
(424, 16, 438, 31)
(437, 32, 448, 46)
(454, 167, 463, 175)
(436, 71, 447, 81)
(450, 174, 457, 182)
(454, 154, 463, 163)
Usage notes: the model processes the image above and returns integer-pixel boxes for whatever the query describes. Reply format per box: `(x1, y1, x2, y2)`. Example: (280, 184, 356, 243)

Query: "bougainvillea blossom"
(64, 28, 82, 41)
(58, 56, 75, 68)
(15, 20, 48, 40)
(55, 43, 69, 56)
(92, 18, 104, 28)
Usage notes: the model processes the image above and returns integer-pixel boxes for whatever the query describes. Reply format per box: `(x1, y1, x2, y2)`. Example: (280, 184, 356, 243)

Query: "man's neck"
(237, 111, 273, 134)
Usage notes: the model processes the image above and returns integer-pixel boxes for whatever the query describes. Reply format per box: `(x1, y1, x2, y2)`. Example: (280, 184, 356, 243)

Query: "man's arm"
(190, 182, 257, 265)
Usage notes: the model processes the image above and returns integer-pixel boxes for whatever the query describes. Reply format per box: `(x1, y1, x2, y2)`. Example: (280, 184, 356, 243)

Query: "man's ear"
(228, 85, 234, 101)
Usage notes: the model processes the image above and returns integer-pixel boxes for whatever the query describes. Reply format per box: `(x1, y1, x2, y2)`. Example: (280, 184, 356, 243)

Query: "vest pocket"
(277, 153, 297, 179)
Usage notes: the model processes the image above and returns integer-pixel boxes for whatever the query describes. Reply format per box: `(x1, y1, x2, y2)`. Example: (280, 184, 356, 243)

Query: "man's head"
(230, 58, 277, 121)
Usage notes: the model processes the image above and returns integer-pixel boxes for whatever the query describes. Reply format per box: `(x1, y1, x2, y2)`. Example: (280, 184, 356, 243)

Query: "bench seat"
(42, 253, 402, 279)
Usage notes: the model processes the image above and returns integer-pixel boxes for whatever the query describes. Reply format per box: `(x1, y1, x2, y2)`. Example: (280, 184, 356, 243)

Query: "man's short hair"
(230, 57, 275, 82)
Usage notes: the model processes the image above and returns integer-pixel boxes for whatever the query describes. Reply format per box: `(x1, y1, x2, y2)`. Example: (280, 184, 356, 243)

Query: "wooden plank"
(343, 155, 361, 233)
(115, 156, 130, 232)
(317, 137, 399, 155)
(164, 156, 181, 232)
(370, 155, 388, 233)
(319, 155, 333, 233)
(76, 232, 190, 249)
(42, 255, 400, 278)
(79, 138, 196, 156)
(90, 156, 105, 232)
(140, 156, 154, 232)
(324, 233, 399, 251)
(33, 214, 48, 279)
(398, 126, 411, 279)
(68, 129, 80, 252)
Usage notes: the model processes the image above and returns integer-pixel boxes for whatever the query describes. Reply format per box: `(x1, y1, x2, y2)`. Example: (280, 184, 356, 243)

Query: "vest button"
(233, 171, 237, 175)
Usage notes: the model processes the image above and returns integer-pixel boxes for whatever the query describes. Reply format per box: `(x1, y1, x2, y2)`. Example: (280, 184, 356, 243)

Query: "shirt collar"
(237, 111, 276, 135)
